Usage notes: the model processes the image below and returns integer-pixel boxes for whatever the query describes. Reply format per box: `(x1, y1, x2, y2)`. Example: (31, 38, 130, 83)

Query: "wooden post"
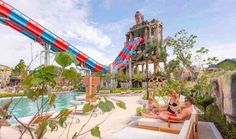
(83, 76, 100, 102)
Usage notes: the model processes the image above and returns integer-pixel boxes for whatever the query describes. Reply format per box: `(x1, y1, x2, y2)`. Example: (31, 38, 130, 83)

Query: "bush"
(0, 92, 25, 98)
(136, 107, 142, 116)
(136, 106, 148, 116)
(142, 93, 148, 100)
(110, 88, 144, 94)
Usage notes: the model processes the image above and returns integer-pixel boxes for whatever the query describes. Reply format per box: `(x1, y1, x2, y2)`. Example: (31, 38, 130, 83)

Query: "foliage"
(98, 99, 115, 113)
(196, 94, 215, 111)
(136, 106, 148, 116)
(117, 71, 129, 82)
(169, 29, 197, 68)
(142, 93, 148, 100)
(55, 52, 78, 68)
(152, 79, 188, 98)
(13, 51, 126, 139)
(218, 60, 236, 71)
(12, 59, 27, 78)
(146, 39, 158, 52)
(110, 88, 144, 94)
(165, 60, 180, 80)
(133, 72, 145, 82)
(0, 92, 25, 98)
(83, 103, 94, 112)
(91, 126, 101, 139)
(195, 47, 219, 67)
(154, 71, 165, 77)
(136, 107, 142, 116)
(116, 101, 126, 109)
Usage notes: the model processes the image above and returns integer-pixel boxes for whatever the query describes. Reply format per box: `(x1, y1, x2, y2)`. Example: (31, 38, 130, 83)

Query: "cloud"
(206, 42, 236, 61)
(0, 0, 112, 68)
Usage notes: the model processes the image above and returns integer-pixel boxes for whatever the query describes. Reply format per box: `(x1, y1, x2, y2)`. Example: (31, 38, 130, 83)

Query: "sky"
(0, 0, 236, 69)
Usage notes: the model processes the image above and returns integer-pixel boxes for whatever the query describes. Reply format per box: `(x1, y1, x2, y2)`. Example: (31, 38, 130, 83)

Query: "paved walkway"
(198, 121, 223, 139)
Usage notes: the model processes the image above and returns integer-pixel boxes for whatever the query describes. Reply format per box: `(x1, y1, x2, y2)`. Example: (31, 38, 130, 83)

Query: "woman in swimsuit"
(142, 91, 179, 118)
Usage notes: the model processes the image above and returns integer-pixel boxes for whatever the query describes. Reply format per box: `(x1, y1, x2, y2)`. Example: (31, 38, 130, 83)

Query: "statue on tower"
(135, 11, 144, 25)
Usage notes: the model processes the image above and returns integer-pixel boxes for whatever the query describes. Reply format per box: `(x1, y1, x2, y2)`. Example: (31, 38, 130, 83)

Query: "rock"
(212, 71, 236, 123)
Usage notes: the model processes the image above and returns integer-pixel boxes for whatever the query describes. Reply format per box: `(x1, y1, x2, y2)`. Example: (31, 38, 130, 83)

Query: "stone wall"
(212, 71, 236, 123)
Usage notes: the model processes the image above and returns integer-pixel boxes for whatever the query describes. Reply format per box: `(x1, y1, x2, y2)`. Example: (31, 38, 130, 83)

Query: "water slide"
(112, 37, 144, 71)
(0, 0, 107, 73)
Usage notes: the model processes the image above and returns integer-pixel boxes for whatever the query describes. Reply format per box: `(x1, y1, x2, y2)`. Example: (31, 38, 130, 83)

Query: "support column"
(129, 58, 132, 88)
(142, 64, 144, 73)
(44, 44, 50, 66)
(154, 62, 159, 73)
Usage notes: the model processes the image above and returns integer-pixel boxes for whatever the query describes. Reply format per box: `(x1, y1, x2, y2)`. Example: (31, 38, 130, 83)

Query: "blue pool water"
(0, 92, 84, 124)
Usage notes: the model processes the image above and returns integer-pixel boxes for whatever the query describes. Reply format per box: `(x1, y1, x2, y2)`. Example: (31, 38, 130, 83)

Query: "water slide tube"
(0, 0, 107, 73)
(113, 37, 144, 71)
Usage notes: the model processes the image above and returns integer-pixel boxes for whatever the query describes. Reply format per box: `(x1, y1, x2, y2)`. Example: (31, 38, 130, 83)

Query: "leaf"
(116, 101, 126, 110)
(55, 52, 78, 67)
(98, 99, 114, 113)
(48, 120, 58, 132)
(59, 117, 67, 127)
(58, 108, 70, 127)
(63, 67, 78, 80)
(83, 103, 93, 112)
(30, 78, 43, 86)
(48, 93, 56, 107)
(34, 121, 48, 136)
(55, 52, 73, 67)
(91, 126, 101, 139)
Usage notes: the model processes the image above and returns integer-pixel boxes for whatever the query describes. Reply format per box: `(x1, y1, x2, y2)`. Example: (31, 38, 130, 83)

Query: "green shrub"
(110, 88, 144, 94)
(136, 107, 142, 116)
(136, 106, 148, 116)
(0, 92, 25, 98)
(142, 93, 148, 100)
(129, 88, 144, 91)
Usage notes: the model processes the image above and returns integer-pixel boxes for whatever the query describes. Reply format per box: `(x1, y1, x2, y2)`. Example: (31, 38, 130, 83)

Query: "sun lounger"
(137, 106, 199, 138)
(49, 109, 74, 120)
(16, 112, 53, 129)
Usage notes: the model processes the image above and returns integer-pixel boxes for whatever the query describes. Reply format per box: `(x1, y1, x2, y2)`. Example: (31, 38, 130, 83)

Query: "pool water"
(0, 92, 84, 124)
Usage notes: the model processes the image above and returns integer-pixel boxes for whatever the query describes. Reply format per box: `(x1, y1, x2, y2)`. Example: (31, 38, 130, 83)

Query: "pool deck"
(1, 95, 223, 139)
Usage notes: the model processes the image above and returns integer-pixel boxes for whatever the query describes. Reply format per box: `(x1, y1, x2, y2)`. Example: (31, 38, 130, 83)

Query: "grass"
(0, 92, 25, 98)
(110, 88, 144, 93)
(99, 88, 144, 94)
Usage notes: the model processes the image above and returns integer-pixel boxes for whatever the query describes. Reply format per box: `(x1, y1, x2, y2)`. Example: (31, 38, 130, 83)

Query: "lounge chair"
(137, 106, 198, 138)
(49, 109, 74, 120)
(16, 112, 53, 129)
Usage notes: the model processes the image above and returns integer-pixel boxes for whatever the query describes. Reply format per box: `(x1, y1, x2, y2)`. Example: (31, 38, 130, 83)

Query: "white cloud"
(206, 42, 236, 61)
(0, 0, 112, 68)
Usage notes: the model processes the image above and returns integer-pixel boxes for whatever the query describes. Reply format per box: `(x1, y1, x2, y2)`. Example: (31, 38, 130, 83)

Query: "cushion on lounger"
(138, 118, 183, 129)
(18, 116, 34, 124)
(106, 127, 177, 139)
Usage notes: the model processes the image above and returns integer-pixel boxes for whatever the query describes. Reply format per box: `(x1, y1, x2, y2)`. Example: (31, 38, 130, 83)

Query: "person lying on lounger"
(142, 91, 179, 118)
(155, 96, 193, 122)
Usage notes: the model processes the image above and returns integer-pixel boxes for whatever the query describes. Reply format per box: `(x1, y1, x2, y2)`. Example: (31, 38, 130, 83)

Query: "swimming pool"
(0, 92, 84, 124)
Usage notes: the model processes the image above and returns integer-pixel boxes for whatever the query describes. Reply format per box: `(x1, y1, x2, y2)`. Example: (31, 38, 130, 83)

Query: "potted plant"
(117, 71, 129, 88)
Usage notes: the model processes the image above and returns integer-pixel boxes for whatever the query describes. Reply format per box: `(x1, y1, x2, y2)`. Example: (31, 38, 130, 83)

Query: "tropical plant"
(133, 72, 145, 88)
(12, 59, 27, 78)
(195, 47, 219, 67)
(197, 93, 215, 112)
(7, 52, 126, 139)
(117, 71, 129, 82)
(169, 29, 197, 69)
